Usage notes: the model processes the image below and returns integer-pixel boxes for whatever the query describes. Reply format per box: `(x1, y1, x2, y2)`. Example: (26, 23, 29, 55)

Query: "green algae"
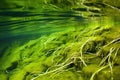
(0, 0, 120, 80)
(0, 18, 120, 80)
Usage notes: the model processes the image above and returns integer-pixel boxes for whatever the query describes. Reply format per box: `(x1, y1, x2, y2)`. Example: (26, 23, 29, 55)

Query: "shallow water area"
(0, 0, 120, 80)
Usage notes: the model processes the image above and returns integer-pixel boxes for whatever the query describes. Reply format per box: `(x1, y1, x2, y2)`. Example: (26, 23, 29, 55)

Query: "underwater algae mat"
(0, 23, 120, 80)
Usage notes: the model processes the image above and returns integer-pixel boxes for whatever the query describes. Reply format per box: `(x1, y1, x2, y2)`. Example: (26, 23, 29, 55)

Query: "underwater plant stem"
(49, 67, 74, 79)
(90, 65, 109, 80)
(78, 57, 87, 66)
(31, 61, 73, 80)
(104, 37, 120, 47)
(80, 39, 92, 66)
(103, 3, 120, 12)
(113, 48, 119, 61)
(108, 48, 115, 80)
(99, 47, 115, 66)
(72, 56, 87, 67)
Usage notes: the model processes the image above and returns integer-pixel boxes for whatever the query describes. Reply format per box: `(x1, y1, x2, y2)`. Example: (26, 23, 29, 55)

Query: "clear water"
(0, 1, 120, 80)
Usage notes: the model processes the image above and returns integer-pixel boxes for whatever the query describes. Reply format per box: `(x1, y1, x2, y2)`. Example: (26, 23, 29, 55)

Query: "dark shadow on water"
(0, 11, 76, 17)
(0, 34, 42, 57)
(0, 17, 67, 26)
(0, 11, 85, 31)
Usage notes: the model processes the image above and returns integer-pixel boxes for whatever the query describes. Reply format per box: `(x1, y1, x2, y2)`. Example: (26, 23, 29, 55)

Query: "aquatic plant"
(0, 20, 120, 80)
(0, 0, 120, 80)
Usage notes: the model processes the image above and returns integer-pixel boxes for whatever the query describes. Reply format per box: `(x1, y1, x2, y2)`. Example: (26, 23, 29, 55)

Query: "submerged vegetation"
(0, 0, 120, 80)
(0, 17, 120, 80)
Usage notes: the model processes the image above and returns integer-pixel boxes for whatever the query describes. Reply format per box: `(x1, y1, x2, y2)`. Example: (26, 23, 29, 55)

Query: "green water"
(0, 0, 120, 80)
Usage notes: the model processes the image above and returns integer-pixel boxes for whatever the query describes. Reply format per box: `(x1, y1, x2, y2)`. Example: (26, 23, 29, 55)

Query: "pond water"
(0, 1, 120, 80)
